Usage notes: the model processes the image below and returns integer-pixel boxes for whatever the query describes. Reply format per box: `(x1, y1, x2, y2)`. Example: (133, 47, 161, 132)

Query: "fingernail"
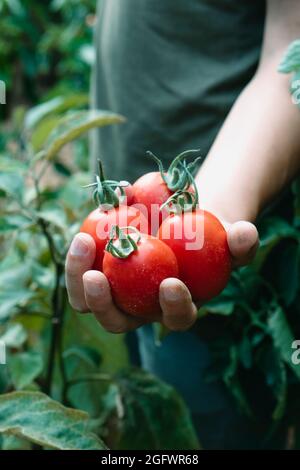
(70, 234, 89, 257)
(84, 282, 101, 297)
(84, 279, 102, 296)
(163, 286, 182, 302)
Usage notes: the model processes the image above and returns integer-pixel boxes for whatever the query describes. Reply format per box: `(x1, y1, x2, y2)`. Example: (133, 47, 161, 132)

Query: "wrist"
(195, 178, 259, 224)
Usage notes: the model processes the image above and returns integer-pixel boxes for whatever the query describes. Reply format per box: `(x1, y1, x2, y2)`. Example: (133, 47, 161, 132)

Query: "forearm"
(196, 58, 300, 223)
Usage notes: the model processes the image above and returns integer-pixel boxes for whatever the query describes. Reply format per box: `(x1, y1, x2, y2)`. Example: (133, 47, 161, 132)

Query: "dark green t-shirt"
(92, 0, 265, 181)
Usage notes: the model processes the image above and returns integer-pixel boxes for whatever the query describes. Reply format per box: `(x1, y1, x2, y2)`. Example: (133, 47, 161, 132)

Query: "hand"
(65, 220, 258, 333)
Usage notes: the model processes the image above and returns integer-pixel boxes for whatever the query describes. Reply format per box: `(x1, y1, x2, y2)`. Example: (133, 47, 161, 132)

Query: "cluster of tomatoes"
(80, 151, 231, 319)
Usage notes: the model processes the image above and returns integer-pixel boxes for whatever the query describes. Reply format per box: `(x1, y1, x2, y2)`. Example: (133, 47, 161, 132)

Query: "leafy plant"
(0, 0, 96, 118)
(0, 96, 199, 450)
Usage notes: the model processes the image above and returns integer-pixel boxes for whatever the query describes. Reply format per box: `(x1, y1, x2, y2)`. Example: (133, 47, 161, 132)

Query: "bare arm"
(196, 0, 300, 223)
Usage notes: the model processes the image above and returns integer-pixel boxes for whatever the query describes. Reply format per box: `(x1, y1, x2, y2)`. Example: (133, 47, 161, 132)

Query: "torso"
(91, 0, 266, 181)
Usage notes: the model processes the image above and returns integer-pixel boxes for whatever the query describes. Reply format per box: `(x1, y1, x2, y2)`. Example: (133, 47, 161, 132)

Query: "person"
(65, 0, 300, 449)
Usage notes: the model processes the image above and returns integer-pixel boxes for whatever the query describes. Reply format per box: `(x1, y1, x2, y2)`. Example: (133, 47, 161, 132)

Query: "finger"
(227, 221, 259, 267)
(82, 270, 146, 333)
(65, 233, 96, 312)
(160, 278, 197, 332)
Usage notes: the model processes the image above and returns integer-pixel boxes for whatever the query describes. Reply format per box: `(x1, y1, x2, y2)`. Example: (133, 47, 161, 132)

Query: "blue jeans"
(136, 324, 285, 449)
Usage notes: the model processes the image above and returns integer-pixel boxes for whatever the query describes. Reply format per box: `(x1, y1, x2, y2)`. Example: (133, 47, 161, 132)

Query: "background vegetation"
(0, 0, 300, 450)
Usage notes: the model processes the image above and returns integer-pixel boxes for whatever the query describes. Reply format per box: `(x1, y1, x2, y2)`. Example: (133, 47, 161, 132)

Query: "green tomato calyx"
(105, 225, 141, 259)
(147, 149, 201, 192)
(83, 159, 129, 209)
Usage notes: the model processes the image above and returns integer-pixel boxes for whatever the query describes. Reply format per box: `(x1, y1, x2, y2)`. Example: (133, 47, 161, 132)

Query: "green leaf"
(0, 323, 27, 348)
(204, 298, 235, 316)
(200, 276, 240, 316)
(0, 259, 31, 290)
(9, 351, 43, 389)
(0, 172, 24, 201)
(54, 161, 72, 176)
(0, 391, 107, 449)
(42, 110, 125, 161)
(239, 335, 252, 369)
(31, 262, 54, 290)
(272, 359, 287, 421)
(1, 434, 31, 450)
(63, 346, 101, 369)
(258, 344, 287, 421)
(222, 346, 252, 416)
(38, 204, 67, 230)
(108, 368, 200, 450)
(60, 172, 91, 210)
(255, 217, 299, 270)
(292, 176, 300, 228)
(64, 306, 129, 375)
(30, 115, 62, 152)
(0, 290, 33, 321)
(78, 44, 95, 66)
(0, 214, 32, 233)
(259, 217, 297, 246)
(152, 323, 171, 346)
(6, 0, 26, 17)
(0, 155, 27, 172)
(25, 94, 88, 130)
(278, 40, 300, 74)
(274, 242, 299, 306)
(268, 303, 300, 379)
(60, 306, 129, 417)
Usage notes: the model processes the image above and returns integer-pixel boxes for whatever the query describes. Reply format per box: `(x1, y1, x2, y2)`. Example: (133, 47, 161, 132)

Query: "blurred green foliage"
(0, 0, 96, 118)
(0, 97, 200, 450)
(0, 0, 200, 450)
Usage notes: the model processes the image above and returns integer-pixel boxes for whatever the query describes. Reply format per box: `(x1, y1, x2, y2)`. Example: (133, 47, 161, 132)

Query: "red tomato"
(80, 206, 148, 270)
(103, 234, 179, 319)
(157, 210, 231, 302)
(131, 150, 199, 235)
(132, 174, 195, 236)
(131, 172, 172, 235)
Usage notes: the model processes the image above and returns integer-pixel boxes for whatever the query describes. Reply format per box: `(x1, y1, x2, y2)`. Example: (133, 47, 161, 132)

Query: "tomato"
(103, 229, 179, 319)
(80, 205, 148, 271)
(157, 210, 231, 302)
(131, 171, 172, 234)
(131, 150, 200, 235)
(80, 159, 148, 270)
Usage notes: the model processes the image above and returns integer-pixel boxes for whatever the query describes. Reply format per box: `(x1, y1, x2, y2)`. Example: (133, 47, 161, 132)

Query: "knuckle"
(167, 322, 190, 332)
(100, 321, 126, 334)
(76, 306, 90, 314)
(65, 263, 80, 280)
(93, 311, 129, 333)
(106, 326, 125, 334)
(164, 312, 195, 332)
(69, 298, 89, 313)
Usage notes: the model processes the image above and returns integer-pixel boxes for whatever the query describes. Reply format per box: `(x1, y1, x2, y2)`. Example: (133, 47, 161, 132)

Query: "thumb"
(227, 221, 259, 267)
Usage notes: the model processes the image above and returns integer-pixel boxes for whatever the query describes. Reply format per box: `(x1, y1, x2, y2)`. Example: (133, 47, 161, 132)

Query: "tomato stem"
(83, 159, 130, 209)
(105, 225, 141, 258)
(160, 168, 199, 214)
(146, 149, 201, 192)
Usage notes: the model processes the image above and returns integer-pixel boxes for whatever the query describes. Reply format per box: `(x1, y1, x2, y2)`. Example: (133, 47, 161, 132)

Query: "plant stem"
(31, 166, 68, 401)
(44, 262, 64, 395)
(67, 373, 112, 389)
